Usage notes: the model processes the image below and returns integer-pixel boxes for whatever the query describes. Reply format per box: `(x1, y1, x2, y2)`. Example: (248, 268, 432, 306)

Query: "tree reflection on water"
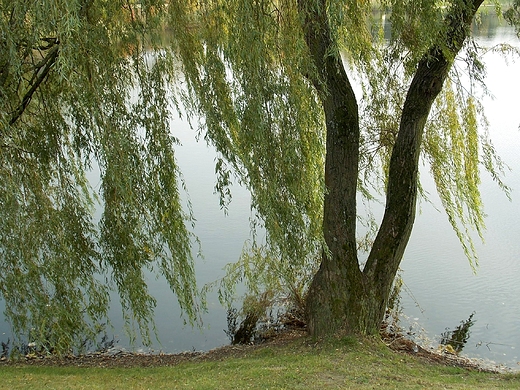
(440, 312, 476, 353)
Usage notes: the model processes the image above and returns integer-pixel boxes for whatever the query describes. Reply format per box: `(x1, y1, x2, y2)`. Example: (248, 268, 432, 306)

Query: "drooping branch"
(505, 0, 520, 36)
(365, 0, 485, 286)
(9, 42, 59, 126)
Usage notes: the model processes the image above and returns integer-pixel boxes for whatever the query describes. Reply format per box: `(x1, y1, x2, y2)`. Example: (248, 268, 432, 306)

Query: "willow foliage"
(1, 0, 518, 351)
(169, 0, 328, 308)
(187, 0, 515, 305)
(1, 0, 198, 352)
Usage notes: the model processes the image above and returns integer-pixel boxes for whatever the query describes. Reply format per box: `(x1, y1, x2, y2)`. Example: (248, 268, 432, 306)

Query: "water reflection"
(440, 312, 476, 353)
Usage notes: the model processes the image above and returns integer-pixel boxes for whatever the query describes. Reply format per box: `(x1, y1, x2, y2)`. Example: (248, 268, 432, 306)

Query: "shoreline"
(1, 329, 516, 373)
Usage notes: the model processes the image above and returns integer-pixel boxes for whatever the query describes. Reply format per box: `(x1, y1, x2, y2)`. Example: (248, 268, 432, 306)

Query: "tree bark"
(302, 0, 484, 337)
(298, 0, 363, 335)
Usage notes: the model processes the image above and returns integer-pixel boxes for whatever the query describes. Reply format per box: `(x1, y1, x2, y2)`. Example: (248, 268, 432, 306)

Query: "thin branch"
(9, 43, 59, 126)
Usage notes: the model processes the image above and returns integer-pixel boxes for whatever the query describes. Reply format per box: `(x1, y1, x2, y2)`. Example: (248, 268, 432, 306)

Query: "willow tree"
(179, 0, 518, 337)
(1, 0, 519, 352)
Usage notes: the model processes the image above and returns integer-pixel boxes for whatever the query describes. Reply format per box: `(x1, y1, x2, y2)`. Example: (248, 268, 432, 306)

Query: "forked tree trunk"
(300, 0, 484, 337)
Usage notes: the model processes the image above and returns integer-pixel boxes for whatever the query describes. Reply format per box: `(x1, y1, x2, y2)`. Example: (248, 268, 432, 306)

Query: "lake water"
(1, 15, 519, 370)
(399, 24, 520, 369)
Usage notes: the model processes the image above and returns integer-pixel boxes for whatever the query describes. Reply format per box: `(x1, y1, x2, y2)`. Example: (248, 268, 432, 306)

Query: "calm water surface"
(1, 18, 519, 370)
(399, 25, 520, 369)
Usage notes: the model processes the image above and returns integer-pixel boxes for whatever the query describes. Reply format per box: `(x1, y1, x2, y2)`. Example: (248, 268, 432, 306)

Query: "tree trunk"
(301, 0, 484, 337)
(298, 0, 363, 336)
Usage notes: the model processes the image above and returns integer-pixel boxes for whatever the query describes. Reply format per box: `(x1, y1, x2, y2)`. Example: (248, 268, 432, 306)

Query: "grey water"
(1, 15, 519, 370)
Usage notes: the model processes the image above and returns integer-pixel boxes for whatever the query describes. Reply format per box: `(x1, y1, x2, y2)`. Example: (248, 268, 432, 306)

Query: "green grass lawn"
(1, 336, 519, 389)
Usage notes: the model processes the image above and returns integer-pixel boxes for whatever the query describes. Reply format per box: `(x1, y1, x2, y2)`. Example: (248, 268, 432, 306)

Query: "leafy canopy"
(1, 0, 518, 352)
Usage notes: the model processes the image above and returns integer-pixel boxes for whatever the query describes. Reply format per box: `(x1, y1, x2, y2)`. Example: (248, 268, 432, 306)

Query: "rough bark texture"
(298, 0, 363, 336)
(301, 0, 484, 337)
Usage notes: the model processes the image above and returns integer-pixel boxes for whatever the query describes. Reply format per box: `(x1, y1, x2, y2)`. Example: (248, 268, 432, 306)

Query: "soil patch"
(382, 331, 504, 373)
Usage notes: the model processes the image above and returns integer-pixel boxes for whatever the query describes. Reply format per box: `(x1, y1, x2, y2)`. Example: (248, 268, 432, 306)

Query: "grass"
(1, 336, 520, 389)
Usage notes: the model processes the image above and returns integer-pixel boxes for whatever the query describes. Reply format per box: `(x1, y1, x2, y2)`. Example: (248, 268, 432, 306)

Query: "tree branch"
(9, 42, 59, 126)
(365, 0, 484, 282)
(297, 0, 360, 270)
